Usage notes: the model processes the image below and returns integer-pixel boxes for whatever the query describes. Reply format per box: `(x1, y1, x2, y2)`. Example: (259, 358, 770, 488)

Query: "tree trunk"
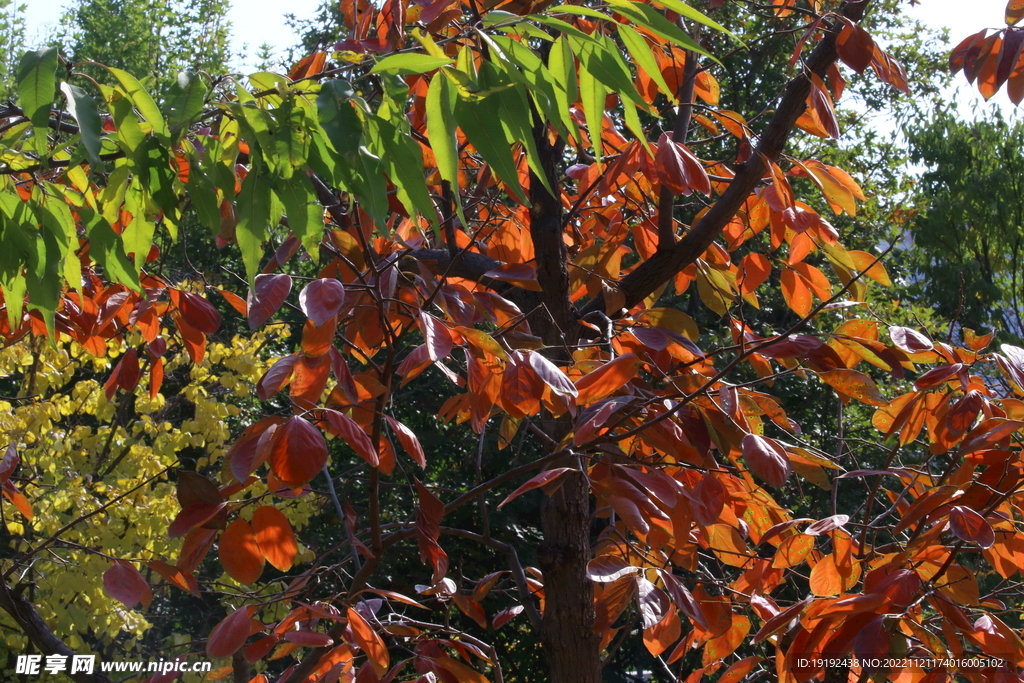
(526, 123, 602, 682)
(539, 468, 601, 683)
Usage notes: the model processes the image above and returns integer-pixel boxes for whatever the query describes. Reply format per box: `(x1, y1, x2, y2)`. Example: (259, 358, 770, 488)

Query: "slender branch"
(580, 0, 872, 320)
(657, 48, 699, 248)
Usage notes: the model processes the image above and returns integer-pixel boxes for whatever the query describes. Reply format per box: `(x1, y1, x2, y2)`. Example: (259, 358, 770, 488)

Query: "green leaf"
(425, 73, 464, 225)
(233, 93, 275, 159)
(316, 80, 363, 157)
(274, 175, 324, 259)
(106, 87, 147, 154)
(39, 191, 81, 292)
(17, 47, 58, 156)
(186, 162, 221, 235)
(123, 183, 156, 269)
(236, 164, 271, 285)
(647, 0, 739, 42)
(489, 35, 574, 140)
(605, 0, 722, 64)
(60, 83, 104, 168)
(528, 15, 600, 44)
(137, 136, 178, 232)
(572, 35, 649, 110)
(81, 208, 141, 291)
(272, 96, 311, 179)
(107, 67, 169, 139)
(370, 114, 439, 228)
(618, 25, 676, 102)
(163, 72, 208, 137)
(578, 61, 607, 166)
(549, 36, 580, 142)
(371, 53, 454, 75)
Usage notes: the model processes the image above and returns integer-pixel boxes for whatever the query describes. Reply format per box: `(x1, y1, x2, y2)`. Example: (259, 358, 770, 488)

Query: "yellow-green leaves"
(370, 53, 454, 75)
(162, 71, 208, 140)
(236, 164, 272, 286)
(317, 80, 362, 157)
(106, 67, 169, 140)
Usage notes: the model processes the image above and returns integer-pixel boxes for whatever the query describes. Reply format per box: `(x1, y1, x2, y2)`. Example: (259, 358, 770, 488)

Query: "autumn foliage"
(1, 0, 1024, 682)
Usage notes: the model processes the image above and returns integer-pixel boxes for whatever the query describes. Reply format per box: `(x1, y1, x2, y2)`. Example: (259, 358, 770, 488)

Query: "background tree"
(904, 107, 1024, 342)
(1, 2, 1024, 683)
(56, 0, 232, 100)
(0, 0, 24, 98)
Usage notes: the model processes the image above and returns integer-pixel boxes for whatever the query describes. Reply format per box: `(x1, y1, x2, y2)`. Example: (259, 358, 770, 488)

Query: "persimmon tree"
(2, 1, 1024, 683)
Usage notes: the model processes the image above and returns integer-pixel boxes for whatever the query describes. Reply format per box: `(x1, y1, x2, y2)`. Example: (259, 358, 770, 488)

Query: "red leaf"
(741, 434, 791, 488)
(528, 352, 578, 397)
(960, 417, 1024, 453)
(949, 505, 995, 548)
(105, 348, 141, 399)
(655, 132, 711, 196)
(169, 472, 227, 538)
(0, 444, 18, 485)
(498, 467, 574, 508)
(347, 607, 389, 675)
(889, 326, 933, 353)
(147, 560, 199, 596)
(914, 363, 963, 390)
(323, 409, 378, 466)
(175, 291, 221, 334)
(415, 478, 448, 582)
(299, 278, 346, 328)
(737, 253, 771, 295)
(248, 274, 293, 330)
(150, 357, 164, 399)
(804, 514, 849, 536)
(207, 606, 257, 659)
(386, 416, 426, 468)
(808, 73, 840, 138)
(103, 560, 152, 608)
(245, 634, 280, 663)
(270, 416, 328, 487)
(837, 21, 875, 73)
(284, 630, 334, 647)
(419, 314, 454, 361)
(219, 518, 265, 585)
(257, 354, 299, 400)
(252, 506, 298, 572)
(492, 605, 524, 629)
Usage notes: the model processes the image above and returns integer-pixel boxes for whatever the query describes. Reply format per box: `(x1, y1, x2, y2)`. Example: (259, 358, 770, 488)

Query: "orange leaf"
(575, 353, 640, 405)
(818, 369, 886, 406)
(252, 506, 298, 572)
(219, 518, 265, 585)
(703, 614, 750, 665)
(780, 268, 812, 317)
(644, 608, 681, 657)
(346, 607, 389, 676)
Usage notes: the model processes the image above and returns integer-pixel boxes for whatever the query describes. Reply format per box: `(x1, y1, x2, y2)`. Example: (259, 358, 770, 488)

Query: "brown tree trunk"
(526, 123, 602, 681)
(539, 468, 601, 683)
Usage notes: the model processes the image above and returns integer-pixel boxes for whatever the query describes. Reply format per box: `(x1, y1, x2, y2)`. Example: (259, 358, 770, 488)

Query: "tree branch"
(0, 580, 113, 683)
(657, 48, 699, 249)
(581, 0, 871, 319)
